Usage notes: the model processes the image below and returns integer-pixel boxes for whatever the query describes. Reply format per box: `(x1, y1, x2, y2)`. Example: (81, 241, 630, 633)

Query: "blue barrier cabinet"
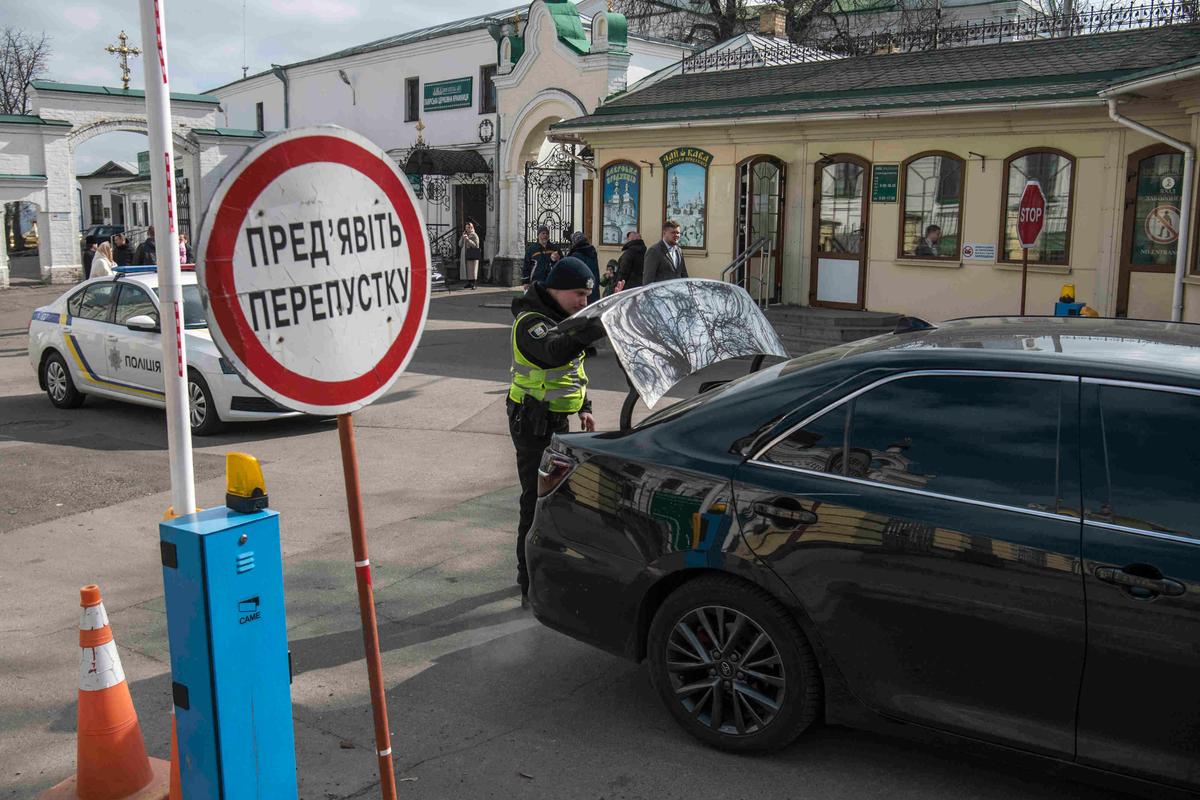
(161, 490, 297, 797)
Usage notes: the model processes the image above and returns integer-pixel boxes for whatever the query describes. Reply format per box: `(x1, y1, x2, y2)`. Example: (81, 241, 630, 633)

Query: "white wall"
(0, 125, 49, 176)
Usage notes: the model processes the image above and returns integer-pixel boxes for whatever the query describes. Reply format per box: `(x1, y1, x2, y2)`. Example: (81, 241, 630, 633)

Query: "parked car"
(28, 268, 299, 434)
(80, 224, 125, 253)
(527, 280, 1199, 797)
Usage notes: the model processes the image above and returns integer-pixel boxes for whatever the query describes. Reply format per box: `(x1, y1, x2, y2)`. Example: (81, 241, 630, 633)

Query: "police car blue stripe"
(65, 334, 165, 398)
(31, 310, 61, 324)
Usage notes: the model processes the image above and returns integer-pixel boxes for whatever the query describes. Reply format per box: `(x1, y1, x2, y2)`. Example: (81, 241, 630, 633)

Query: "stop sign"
(1017, 180, 1046, 249)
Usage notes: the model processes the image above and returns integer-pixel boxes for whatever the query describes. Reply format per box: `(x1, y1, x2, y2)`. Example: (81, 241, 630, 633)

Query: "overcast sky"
(11, 0, 500, 172)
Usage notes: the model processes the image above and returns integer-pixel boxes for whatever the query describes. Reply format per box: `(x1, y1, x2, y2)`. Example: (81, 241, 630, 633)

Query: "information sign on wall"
(660, 148, 712, 249)
(871, 164, 899, 203)
(423, 78, 473, 111)
(601, 162, 639, 245)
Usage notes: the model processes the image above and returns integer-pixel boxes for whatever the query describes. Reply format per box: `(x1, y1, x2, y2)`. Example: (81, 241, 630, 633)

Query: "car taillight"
(537, 451, 577, 497)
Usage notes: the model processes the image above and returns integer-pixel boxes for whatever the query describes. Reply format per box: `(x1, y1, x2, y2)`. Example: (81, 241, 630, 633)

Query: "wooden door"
(810, 155, 870, 309)
(1116, 145, 1184, 318)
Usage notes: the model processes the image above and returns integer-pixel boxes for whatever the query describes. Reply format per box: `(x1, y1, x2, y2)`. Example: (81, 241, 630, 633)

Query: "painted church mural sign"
(601, 161, 640, 245)
(660, 147, 712, 249)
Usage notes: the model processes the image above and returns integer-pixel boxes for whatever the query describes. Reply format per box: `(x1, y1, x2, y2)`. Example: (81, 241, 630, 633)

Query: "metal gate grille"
(524, 146, 575, 244)
(176, 177, 191, 241)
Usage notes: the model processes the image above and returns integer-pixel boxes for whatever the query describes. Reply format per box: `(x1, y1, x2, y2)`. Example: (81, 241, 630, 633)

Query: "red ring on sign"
(204, 135, 428, 406)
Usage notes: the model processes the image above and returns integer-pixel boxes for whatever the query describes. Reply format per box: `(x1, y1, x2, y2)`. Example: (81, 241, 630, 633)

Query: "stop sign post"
(198, 125, 430, 800)
(1017, 180, 1046, 315)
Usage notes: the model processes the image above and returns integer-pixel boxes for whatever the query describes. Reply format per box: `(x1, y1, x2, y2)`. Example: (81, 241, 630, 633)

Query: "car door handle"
(752, 501, 817, 527)
(1095, 565, 1185, 598)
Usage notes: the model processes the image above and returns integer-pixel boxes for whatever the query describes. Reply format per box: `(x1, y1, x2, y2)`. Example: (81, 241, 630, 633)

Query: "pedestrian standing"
(178, 232, 194, 264)
(567, 231, 601, 304)
(507, 258, 606, 604)
(111, 233, 135, 267)
(91, 242, 115, 277)
(83, 242, 98, 280)
(617, 230, 646, 291)
(523, 226, 557, 289)
(601, 260, 620, 297)
(134, 226, 157, 266)
(642, 220, 688, 285)
(459, 222, 481, 290)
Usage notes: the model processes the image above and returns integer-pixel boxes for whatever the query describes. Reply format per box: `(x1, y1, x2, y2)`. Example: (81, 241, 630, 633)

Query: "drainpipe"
(1106, 98, 1193, 322)
(270, 63, 290, 128)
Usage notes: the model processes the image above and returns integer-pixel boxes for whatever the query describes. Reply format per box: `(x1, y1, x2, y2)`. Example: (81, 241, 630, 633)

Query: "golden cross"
(105, 31, 141, 90)
(415, 119, 425, 144)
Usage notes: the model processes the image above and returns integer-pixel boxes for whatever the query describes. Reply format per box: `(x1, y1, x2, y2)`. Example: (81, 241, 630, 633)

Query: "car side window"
(76, 283, 118, 322)
(762, 404, 851, 475)
(66, 289, 86, 318)
(764, 375, 1073, 512)
(115, 284, 158, 326)
(1085, 385, 1199, 539)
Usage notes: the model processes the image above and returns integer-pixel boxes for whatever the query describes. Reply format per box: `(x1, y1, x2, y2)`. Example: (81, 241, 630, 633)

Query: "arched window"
(1000, 148, 1075, 264)
(900, 151, 964, 259)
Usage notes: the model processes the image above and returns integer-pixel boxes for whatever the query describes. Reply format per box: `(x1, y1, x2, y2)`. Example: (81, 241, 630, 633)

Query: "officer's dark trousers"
(508, 403, 568, 595)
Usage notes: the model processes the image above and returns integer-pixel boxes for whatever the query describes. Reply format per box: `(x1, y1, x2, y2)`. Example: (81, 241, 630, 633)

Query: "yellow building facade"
(557, 26, 1200, 323)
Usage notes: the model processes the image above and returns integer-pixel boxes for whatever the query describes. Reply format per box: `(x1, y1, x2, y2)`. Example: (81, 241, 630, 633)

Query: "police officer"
(509, 257, 606, 603)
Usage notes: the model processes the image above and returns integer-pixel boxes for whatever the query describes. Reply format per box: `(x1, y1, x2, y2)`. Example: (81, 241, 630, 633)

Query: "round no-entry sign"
(197, 126, 430, 415)
(1017, 180, 1046, 249)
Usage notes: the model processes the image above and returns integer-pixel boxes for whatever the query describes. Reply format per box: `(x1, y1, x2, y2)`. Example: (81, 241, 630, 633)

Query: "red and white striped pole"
(138, 0, 195, 515)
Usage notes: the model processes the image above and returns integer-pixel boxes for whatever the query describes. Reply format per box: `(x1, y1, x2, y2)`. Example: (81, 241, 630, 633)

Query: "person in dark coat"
(111, 233, 135, 267)
(567, 231, 601, 304)
(642, 219, 688, 285)
(616, 231, 646, 291)
(134, 226, 157, 266)
(523, 226, 557, 288)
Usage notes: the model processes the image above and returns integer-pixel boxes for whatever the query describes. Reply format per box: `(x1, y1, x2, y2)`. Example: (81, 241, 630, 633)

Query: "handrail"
(722, 235, 774, 309)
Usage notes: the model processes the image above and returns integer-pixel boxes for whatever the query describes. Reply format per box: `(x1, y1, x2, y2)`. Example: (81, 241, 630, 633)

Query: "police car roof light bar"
(113, 264, 196, 275)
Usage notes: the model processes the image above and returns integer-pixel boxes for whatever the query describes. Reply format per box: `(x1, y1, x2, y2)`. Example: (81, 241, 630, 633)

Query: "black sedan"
(528, 291, 1199, 797)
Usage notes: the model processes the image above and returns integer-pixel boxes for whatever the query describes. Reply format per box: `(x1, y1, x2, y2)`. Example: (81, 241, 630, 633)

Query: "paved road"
(0, 283, 1135, 799)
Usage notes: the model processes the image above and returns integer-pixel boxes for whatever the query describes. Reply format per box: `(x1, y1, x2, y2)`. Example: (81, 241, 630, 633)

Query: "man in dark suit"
(641, 219, 688, 285)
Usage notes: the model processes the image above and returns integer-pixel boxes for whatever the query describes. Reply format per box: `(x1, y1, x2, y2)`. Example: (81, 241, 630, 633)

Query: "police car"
(28, 267, 299, 434)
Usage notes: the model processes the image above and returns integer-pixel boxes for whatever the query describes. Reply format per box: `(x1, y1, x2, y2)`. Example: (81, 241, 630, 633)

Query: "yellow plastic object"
(1059, 283, 1076, 303)
(1080, 305, 1100, 317)
(226, 453, 268, 512)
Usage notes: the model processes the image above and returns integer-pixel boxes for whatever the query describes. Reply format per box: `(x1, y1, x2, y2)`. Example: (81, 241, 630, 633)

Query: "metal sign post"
(137, 0, 195, 514)
(1017, 180, 1046, 315)
(197, 125, 431, 799)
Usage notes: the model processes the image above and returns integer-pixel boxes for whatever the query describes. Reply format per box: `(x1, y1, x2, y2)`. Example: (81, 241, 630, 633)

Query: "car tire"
(188, 370, 224, 436)
(42, 351, 85, 409)
(647, 574, 821, 753)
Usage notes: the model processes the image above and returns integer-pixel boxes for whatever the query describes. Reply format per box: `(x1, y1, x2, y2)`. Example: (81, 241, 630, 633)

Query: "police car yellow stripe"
(63, 334, 165, 400)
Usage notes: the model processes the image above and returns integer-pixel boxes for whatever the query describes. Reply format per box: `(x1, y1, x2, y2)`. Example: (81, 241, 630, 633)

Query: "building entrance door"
(810, 155, 870, 309)
(1117, 145, 1183, 318)
(737, 156, 786, 302)
(454, 184, 487, 243)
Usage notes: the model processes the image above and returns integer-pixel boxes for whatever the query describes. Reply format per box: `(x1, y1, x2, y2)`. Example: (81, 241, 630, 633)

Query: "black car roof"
(831, 316, 1200, 385)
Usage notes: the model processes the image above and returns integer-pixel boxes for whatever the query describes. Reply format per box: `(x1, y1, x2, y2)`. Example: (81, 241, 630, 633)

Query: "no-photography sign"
(197, 126, 430, 415)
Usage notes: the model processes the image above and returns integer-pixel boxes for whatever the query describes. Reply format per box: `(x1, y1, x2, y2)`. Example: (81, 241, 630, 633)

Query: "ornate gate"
(524, 146, 575, 244)
(176, 177, 191, 241)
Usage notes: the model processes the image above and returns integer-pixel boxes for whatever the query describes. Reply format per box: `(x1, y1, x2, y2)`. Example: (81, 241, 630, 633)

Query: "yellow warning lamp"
(226, 452, 269, 513)
(1059, 284, 1076, 303)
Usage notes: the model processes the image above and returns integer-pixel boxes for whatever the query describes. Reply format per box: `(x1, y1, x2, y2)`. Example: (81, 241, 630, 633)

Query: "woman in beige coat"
(459, 222, 481, 290)
(90, 241, 116, 278)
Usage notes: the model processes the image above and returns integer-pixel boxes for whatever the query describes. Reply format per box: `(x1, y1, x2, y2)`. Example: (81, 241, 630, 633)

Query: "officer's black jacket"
(510, 284, 606, 413)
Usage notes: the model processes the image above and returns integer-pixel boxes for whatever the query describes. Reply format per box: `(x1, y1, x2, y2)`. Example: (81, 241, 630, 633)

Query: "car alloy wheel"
(667, 605, 785, 736)
(188, 380, 207, 429)
(647, 575, 820, 752)
(46, 359, 69, 403)
(43, 351, 85, 409)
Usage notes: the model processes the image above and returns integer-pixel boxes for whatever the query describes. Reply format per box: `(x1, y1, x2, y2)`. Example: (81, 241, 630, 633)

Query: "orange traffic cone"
(39, 585, 170, 800)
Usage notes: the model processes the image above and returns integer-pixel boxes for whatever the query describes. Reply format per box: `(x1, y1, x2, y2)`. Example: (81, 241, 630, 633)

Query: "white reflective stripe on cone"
(80, 603, 110, 631)
(80, 640, 126, 691)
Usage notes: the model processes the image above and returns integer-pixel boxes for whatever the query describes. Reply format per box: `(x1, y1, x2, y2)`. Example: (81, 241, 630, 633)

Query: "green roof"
(555, 24, 1200, 130)
(30, 80, 219, 105)
(546, 0, 591, 54)
(0, 173, 48, 181)
(828, 0, 897, 13)
(0, 113, 71, 127)
(190, 127, 269, 138)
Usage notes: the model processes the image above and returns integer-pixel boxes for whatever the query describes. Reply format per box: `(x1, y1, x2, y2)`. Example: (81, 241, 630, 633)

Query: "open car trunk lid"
(560, 279, 787, 408)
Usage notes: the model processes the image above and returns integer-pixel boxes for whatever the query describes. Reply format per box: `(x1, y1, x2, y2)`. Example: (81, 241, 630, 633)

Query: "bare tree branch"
(0, 27, 51, 115)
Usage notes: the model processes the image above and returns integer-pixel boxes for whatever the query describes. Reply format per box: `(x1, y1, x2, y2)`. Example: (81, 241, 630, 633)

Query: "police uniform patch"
(530, 322, 550, 339)
(586, 278, 595, 290)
